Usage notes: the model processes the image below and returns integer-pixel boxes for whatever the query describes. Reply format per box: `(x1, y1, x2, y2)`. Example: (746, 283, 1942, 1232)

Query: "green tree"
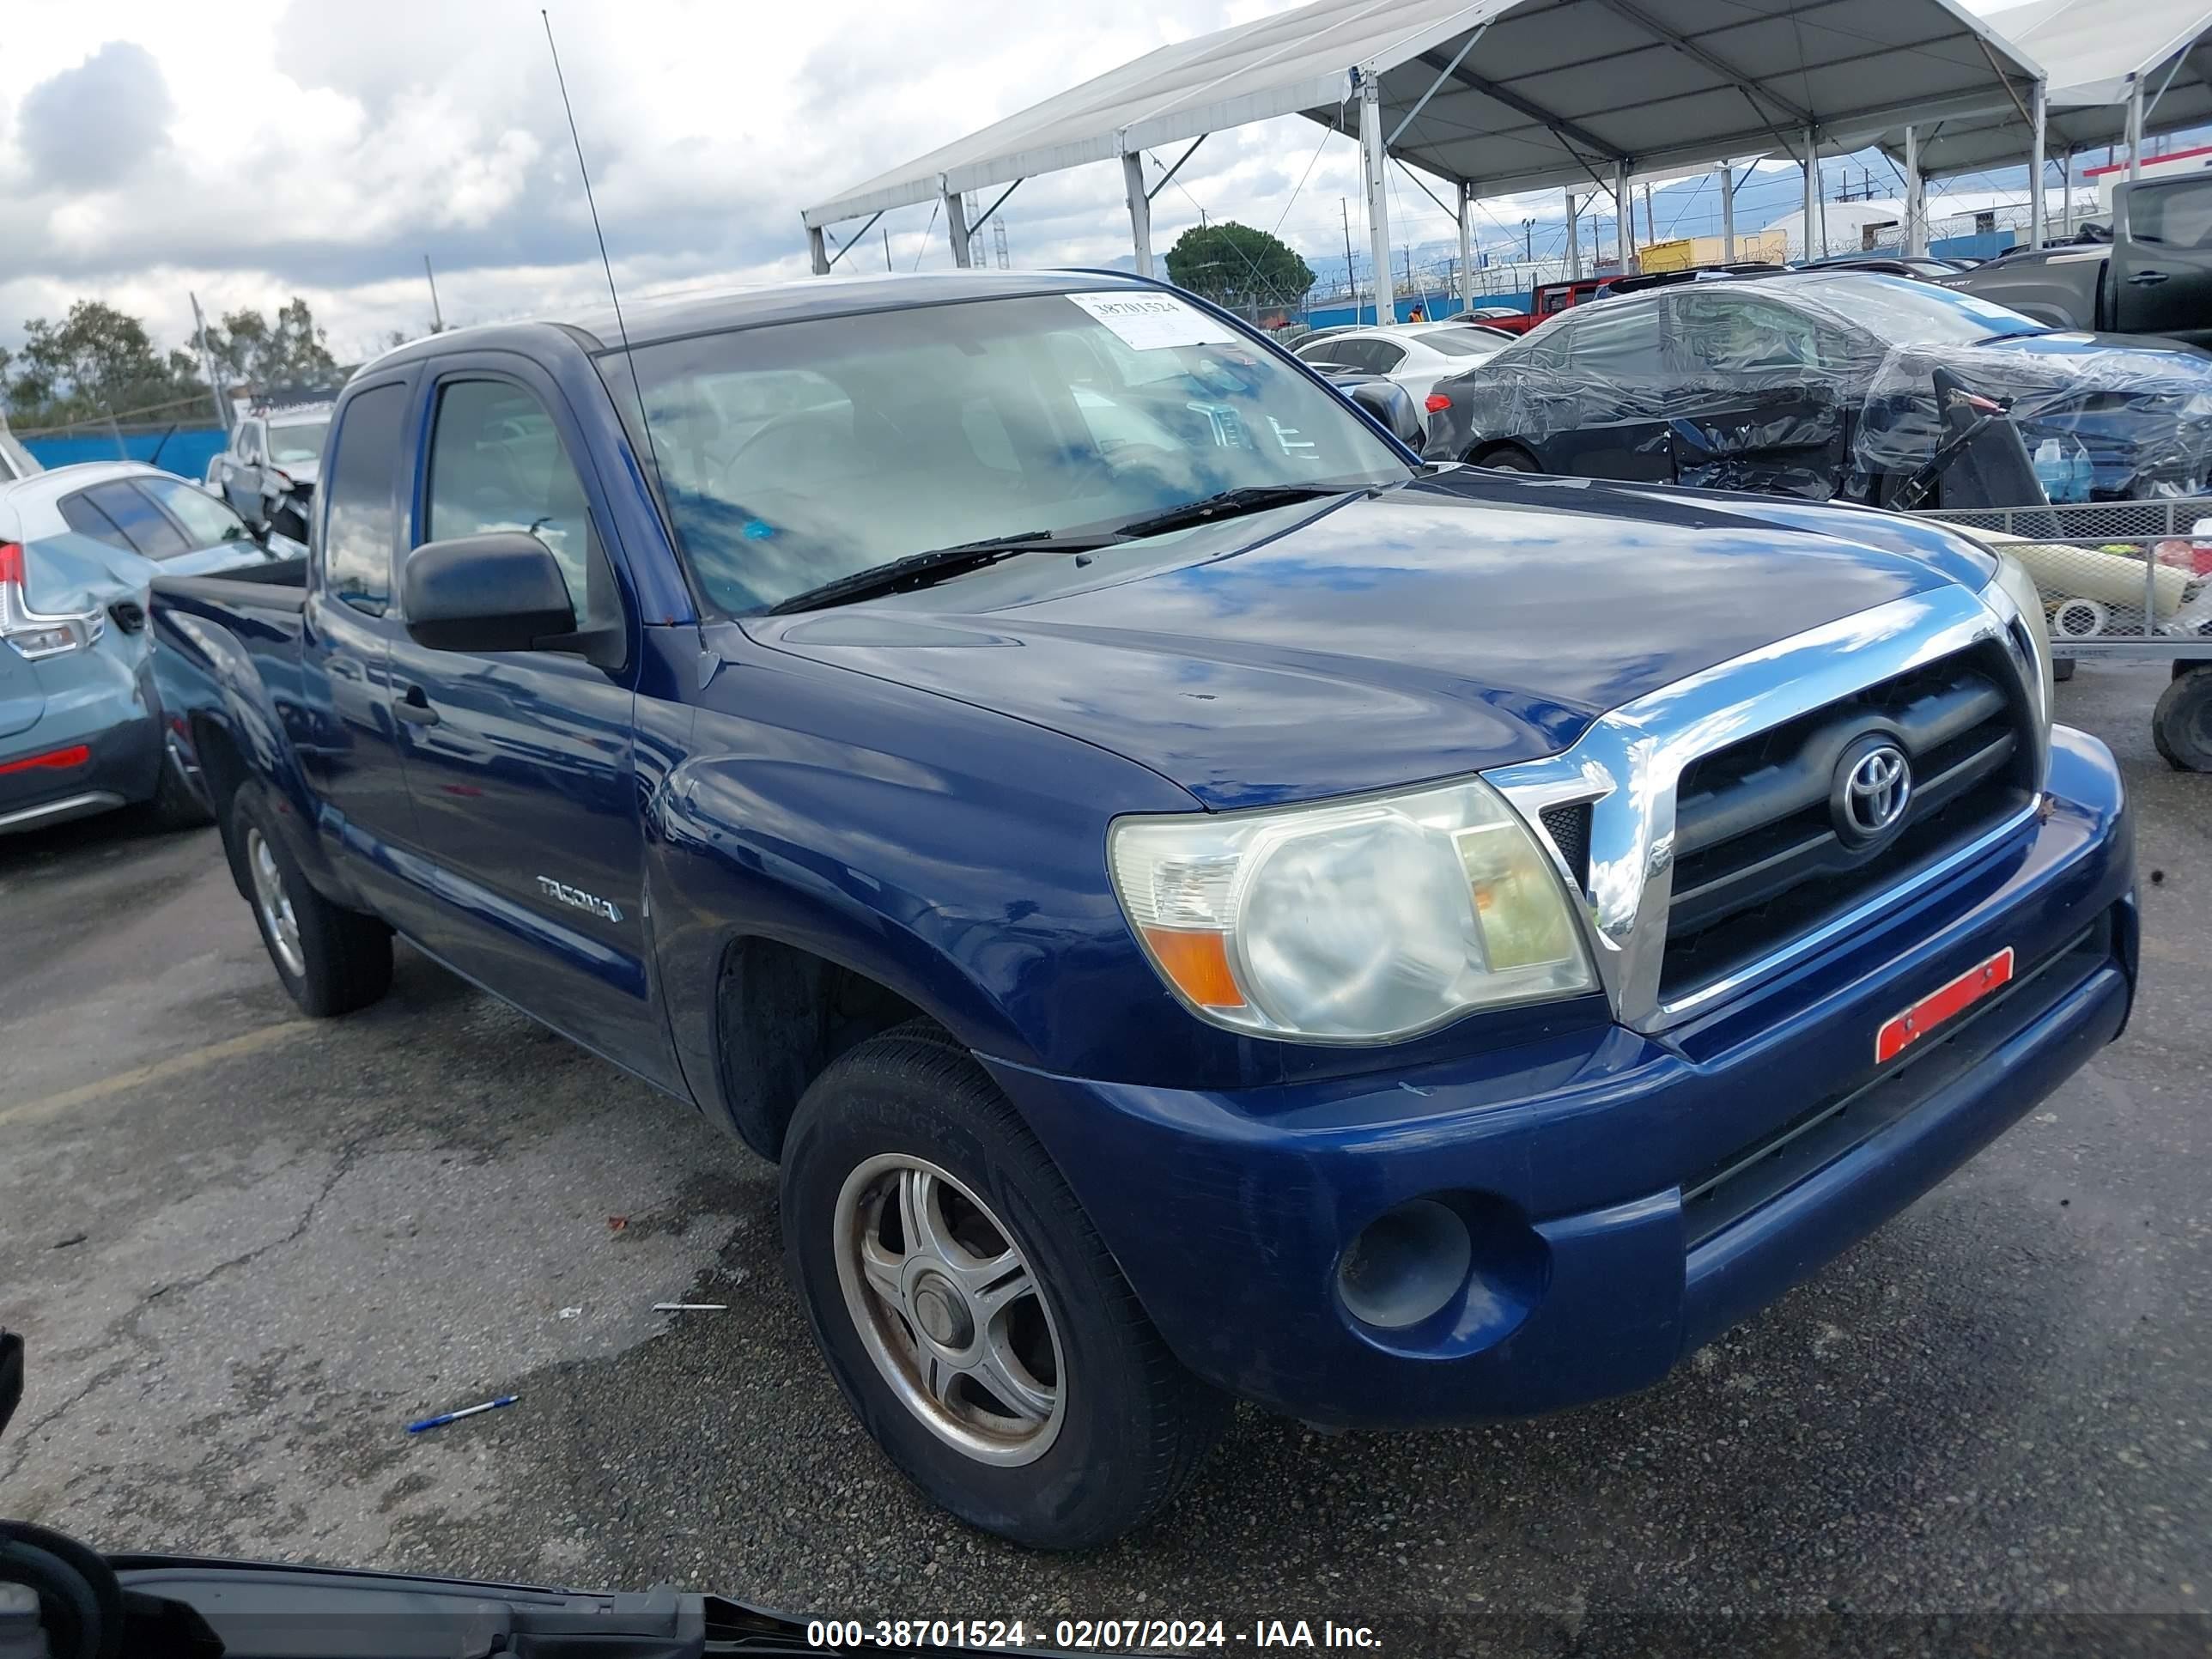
(205, 296, 339, 392)
(3, 299, 208, 427)
(1162, 221, 1316, 313)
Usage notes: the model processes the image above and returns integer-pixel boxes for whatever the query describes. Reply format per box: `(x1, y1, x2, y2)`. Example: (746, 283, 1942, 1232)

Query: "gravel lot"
(2, 661, 2208, 1656)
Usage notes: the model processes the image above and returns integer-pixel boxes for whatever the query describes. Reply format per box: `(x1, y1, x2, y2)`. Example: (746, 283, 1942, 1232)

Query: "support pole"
(1359, 72, 1394, 324)
(1456, 181, 1474, 311)
(2029, 79, 2048, 249)
(2128, 74, 2145, 180)
(2061, 148, 2074, 240)
(1565, 189, 1581, 280)
(941, 184, 972, 269)
(1613, 161, 1631, 271)
(1802, 125, 1819, 262)
(1121, 151, 1153, 279)
(189, 292, 232, 434)
(1903, 126, 1925, 256)
(423, 254, 444, 331)
(1718, 161, 1735, 259)
(806, 225, 831, 276)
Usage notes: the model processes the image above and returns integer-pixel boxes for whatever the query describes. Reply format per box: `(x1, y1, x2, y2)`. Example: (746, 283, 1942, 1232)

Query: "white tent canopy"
(1854, 0, 2212, 192)
(800, 0, 2043, 308)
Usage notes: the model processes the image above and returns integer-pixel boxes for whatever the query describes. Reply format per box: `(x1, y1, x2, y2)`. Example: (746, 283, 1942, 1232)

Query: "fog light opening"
(1336, 1199, 1473, 1331)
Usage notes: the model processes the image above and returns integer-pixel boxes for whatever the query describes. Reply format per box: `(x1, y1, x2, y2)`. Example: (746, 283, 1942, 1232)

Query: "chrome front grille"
(1492, 585, 2045, 1034)
(1659, 643, 2035, 1002)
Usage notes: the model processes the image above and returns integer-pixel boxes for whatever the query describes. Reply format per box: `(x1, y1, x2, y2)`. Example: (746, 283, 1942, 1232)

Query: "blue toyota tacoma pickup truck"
(149, 270, 2136, 1550)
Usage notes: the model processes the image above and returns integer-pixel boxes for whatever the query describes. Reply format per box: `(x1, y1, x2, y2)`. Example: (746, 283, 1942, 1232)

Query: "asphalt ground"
(2, 661, 2208, 1658)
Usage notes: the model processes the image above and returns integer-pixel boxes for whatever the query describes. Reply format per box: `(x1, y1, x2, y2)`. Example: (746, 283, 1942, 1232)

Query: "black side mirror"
(402, 532, 577, 653)
(1347, 380, 1428, 449)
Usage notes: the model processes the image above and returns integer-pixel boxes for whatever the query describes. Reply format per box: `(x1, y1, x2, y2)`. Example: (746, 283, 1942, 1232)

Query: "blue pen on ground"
(406, 1395, 520, 1434)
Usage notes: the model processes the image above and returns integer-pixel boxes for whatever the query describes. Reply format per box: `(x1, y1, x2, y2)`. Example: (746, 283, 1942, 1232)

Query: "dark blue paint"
(149, 272, 2136, 1430)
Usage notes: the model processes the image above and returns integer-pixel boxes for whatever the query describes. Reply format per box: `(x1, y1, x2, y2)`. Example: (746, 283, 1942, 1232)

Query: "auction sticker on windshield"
(1067, 290, 1240, 351)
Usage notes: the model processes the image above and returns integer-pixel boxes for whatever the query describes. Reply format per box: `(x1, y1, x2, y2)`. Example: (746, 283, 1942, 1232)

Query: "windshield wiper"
(766, 530, 1124, 615)
(1109, 483, 1367, 541)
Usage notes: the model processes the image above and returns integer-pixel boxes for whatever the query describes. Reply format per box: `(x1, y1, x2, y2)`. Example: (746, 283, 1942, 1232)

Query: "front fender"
(643, 639, 1204, 1139)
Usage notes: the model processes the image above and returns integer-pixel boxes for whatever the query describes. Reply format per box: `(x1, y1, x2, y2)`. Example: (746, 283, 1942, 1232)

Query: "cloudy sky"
(3, 0, 2036, 366)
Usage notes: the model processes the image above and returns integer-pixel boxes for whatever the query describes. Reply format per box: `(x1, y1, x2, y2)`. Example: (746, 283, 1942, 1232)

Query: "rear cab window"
(319, 385, 409, 616)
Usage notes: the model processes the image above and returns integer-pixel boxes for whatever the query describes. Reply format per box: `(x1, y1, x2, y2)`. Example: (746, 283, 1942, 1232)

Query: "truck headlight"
(1109, 777, 1596, 1042)
(1989, 550, 2054, 735)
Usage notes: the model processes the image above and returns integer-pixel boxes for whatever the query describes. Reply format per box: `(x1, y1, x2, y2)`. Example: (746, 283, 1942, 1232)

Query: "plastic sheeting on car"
(1852, 336, 2212, 504)
(1429, 279, 2212, 508)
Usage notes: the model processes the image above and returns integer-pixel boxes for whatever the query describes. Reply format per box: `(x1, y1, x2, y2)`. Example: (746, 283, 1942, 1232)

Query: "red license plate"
(1875, 947, 2014, 1064)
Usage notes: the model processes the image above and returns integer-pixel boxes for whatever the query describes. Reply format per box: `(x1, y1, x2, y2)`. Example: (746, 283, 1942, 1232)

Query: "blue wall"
(21, 427, 228, 481)
(1302, 291, 1534, 330)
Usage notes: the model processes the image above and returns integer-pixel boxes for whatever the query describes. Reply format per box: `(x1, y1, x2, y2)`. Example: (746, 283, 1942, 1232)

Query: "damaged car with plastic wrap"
(148, 270, 2136, 1550)
(1425, 270, 2212, 505)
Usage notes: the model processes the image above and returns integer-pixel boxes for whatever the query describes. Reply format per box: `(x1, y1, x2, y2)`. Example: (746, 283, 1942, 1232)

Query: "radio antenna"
(541, 9, 665, 489)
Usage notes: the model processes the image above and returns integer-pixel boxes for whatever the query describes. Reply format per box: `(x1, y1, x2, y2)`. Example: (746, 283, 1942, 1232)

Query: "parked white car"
(1292, 323, 1516, 432)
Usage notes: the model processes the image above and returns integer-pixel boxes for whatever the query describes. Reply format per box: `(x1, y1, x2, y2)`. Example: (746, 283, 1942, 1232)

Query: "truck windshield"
(602, 291, 1411, 614)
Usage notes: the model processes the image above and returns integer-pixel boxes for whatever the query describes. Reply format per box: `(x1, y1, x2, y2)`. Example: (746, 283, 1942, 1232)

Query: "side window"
(1331, 340, 1384, 373)
(58, 494, 134, 553)
(2130, 179, 2212, 249)
(137, 475, 253, 550)
(424, 379, 620, 631)
(1365, 341, 1410, 372)
(1562, 305, 1665, 378)
(81, 481, 190, 559)
(321, 384, 408, 617)
(1674, 296, 1837, 374)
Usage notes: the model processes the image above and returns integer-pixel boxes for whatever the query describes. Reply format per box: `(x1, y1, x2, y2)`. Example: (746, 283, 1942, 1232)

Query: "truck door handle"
(393, 685, 440, 726)
(2129, 270, 2171, 285)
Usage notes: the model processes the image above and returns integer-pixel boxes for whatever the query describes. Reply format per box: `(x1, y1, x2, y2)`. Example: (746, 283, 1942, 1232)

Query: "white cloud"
(0, 0, 2094, 365)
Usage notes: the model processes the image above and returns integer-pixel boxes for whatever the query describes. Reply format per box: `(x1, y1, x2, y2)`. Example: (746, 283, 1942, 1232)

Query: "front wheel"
(781, 1025, 1229, 1549)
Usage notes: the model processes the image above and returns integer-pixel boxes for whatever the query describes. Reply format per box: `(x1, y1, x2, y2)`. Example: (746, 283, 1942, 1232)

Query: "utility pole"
(1643, 182, 1656, 252)
(189, 291, 231, 434)
(1717, 161, 1736, 259)
(884, 226, 893, 270)
(1341, 198, 1357, 313)
(423, 254, 444, 333)
(1523, 218, 1534, 262)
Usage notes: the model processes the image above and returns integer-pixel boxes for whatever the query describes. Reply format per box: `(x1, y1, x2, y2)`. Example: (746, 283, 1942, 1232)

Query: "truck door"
(295, 378, 424, 921)
(1666, 290, 1850, 498)
(224, 421, 266, 523)
(1547, 301, 1674, 482)
(384, 361, 666, 1079)
(2114, 177, 2212, 346)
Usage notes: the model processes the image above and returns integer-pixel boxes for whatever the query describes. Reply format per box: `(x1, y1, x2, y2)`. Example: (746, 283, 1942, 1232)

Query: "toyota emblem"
(1835, 740, 1912, 842)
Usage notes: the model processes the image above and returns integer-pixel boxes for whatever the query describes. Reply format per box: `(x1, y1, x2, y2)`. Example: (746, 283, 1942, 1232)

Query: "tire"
(1472, 444, 1540, 473)
(229, 784, 393, 1016)
(143, 743, 215, 831)
(2052, 656, 2076, 684)
(781, 1024, 1230, 1549)
(2153, 665, 2212, 772)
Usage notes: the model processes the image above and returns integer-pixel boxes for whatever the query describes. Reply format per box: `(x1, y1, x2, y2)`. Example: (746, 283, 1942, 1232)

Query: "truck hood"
(750, 475, 1971, 810)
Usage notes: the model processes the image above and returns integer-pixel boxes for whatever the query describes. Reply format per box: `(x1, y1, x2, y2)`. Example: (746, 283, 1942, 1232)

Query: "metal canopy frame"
(802, 0, 2046, 295)
(1863, 0, 2212, 240)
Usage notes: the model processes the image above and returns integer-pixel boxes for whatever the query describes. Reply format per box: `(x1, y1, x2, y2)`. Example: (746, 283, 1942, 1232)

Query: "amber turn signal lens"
(1139, 927, 1245, 1009)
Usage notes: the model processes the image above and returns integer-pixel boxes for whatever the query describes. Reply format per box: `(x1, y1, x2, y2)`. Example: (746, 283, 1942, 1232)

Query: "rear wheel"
(143, 744, 214, 831)
(781, 1024, 1229, 1549)
(2153, 665, 2212, 772)
(1471, 444, 1540, 473)
(231, 784, 392, 1016)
